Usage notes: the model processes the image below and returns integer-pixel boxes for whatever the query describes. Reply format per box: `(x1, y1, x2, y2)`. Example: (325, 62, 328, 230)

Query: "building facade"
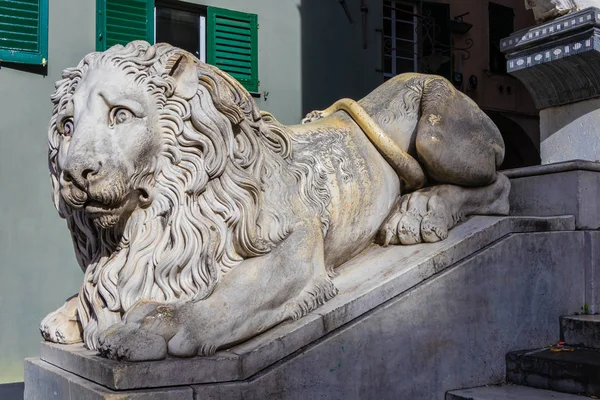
(0, 0, 538, 384)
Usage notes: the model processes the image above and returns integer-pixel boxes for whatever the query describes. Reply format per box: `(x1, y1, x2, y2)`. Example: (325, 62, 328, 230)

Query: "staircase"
(447, 315, 600, 399)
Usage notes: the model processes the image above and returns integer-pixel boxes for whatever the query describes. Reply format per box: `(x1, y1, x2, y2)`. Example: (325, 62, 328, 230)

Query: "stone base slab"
(34, 216, 573, 391)
(26, 227, 593, 398)
(24, 358, 192, 400)
(25, 215, 597, 399)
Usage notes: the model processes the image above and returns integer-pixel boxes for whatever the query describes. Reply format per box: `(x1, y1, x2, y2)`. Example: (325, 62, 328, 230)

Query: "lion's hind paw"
(376, 191, 453, 246)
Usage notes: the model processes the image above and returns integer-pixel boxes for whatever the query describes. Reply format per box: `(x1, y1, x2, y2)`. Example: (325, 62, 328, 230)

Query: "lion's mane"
(48, 41, 330, 349)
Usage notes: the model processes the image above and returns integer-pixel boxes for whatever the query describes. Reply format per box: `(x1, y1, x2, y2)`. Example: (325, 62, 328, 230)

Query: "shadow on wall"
(487, 111, 541, 170)
(298, 0, 383, 117)
(297, 1, 540, 170)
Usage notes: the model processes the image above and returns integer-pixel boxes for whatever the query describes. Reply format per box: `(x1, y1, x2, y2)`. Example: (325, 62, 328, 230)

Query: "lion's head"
(48, 41, 303, 349)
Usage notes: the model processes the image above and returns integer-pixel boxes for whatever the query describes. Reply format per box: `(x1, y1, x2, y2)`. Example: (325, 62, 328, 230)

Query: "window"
(155, 0, 206, 62)
(0, 0, 48, 65)
(97, 1, 259, 93)
(382, 1, 418, 79)
(489, 2, 514, 74)
(206, 7, 258, 93)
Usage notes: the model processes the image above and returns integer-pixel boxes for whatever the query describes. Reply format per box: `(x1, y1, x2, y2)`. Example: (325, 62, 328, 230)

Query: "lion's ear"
(166, 53, 198, 99)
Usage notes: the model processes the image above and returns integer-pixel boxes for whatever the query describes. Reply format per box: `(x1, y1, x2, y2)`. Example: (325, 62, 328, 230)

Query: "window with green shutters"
(0, 0, 48, 65)
(96, 0, 154, 51)
(96, 2, 259, 94)
(207, 7, 258, 93)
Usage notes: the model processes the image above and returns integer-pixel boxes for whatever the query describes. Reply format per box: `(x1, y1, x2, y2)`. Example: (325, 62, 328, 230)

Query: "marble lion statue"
(41, 41, 509, 361)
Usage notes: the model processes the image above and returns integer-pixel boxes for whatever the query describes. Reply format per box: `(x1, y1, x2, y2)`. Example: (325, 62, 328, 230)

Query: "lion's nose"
(63, 159, 102, 187)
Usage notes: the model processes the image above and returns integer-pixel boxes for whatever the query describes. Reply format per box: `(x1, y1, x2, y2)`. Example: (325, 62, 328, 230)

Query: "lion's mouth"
(83, 190, 150, 228)
(84, 201, 127, 216)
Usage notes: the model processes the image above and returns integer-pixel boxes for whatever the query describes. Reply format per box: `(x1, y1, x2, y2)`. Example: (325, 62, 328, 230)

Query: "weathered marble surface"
(41, 41, 510, 361)
(525, 0, 600, 23)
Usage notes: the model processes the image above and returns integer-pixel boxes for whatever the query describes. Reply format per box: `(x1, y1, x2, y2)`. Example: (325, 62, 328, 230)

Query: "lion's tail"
(312, 98, 426, 191)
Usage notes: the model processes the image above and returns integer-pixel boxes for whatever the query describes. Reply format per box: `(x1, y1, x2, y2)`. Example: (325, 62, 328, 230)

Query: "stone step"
(561, 315, 600, 349)
(506, 347, 600, 397)
(446, 384, 587, 399)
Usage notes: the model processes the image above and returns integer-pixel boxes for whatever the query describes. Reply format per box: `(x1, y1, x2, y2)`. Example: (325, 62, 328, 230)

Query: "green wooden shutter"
(207, 7, 258, 93)
(0, 0, 48, 65)
(96, 0, 154, 51)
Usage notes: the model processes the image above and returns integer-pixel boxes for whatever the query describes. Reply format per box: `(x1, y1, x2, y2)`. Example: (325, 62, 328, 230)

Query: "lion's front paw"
(98, 322, 168, 361)
(97, 302, 217, 361)
(301, 110, 324, 124)
(377, 191, 455, 246)
(40, 308, 82, 344)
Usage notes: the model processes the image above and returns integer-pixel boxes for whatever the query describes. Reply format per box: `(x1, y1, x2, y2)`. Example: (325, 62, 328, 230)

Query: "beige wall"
(440, 0, 538, 116)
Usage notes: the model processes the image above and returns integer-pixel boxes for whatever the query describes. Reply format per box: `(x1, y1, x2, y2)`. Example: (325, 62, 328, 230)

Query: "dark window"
(489, 2, 514, 74)
(153, 2, 259, 92)
(421, 2, 451, 80)
(155, 0, 206, 61)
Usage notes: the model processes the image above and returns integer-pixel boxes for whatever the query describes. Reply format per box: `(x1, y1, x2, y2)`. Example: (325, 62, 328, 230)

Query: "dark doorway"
(486, 111, 540, 170)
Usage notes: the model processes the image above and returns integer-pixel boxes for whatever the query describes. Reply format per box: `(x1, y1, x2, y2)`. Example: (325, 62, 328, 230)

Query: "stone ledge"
(446, 384, 586, 400)
(503, 159, 600, 178)
(506, 162, 600, 229)
(506, 347, 600, 396)
(560, 314, 600, 348)
(39, 216, 575, 390)
(24, 358, 194, 400)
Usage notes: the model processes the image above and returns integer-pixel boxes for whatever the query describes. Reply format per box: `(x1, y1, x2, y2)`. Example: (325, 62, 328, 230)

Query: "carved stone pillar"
(502, 5, 600, 164)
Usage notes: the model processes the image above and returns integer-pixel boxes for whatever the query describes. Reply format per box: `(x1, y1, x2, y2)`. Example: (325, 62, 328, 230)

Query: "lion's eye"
(62, 118, 74, 137)
(110, 107, 135, 125)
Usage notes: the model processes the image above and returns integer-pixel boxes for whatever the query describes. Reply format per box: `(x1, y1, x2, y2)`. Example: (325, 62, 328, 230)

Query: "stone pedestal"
(24, 207, 600, 398)
(24, 163, 600, 399)
(501, 7, 600, 164)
